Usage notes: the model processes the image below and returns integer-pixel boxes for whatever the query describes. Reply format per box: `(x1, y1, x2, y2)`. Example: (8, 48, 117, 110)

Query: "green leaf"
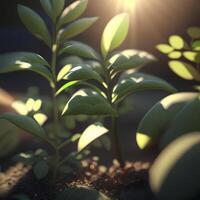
(57, 64, 73, 81)
(0, 113, 45, 138)
(156, 44, 174, 54)
(56, 81, 79, 95)
(63, 65, 103, 83)
(58, 0, 88, 27)
(78, 122, 108, 152)
(59, 41, 100, 60)
(56, 187, 110, 200)
(183, 51, 200, 63)
(192, 40, 200, 51)
(113, 72, 176, 103)
(0, 52, 53, 84)
(62, 89, 116, 116)
(52, 0, 65, 22)
(59, 17, 98, 43)
(187, 27, 200, 39)
(33, 160, 49, 180)
(40, 0, 52, 18)
(168, 51, 182, 59)
(18, 5, 51, 47)
(59, 56, 84, 68)
(136, 92, 198, 149)
(168, 60, 200, 81)
(150, 132, 200, 200)
(169, 35, 185, 50)
(110, 49, 156, 71)
(101, 13, 129, 58)
(160, 96, 200, 148)
(85, 61, 104, 75)
(57, 81, 105, 97)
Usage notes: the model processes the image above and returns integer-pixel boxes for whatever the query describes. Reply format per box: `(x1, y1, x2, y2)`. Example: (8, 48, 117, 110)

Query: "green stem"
(103, 62, 124, 167)
(51, 24, 60, 182)
(111, 116, 125, 167)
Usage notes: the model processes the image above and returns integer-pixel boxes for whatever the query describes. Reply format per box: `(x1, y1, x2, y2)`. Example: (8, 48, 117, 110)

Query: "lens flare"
(115, 0, 136, 12)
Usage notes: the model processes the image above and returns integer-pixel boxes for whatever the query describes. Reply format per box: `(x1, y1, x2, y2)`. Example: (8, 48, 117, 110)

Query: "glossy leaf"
(59, 17, 98, 43)
(183, 51, 200, 63)
(59, 41, 100, 60)
(0, 52, 53, 84)
(85, 61, 104, 75)
(18, 5, 51, 47)
(58, 0, 88, 27)
(52, 0, 65, 22)
(57, 81, 105, 97)
(33, 160, 49, 180)
(192, 40, 200, 51)
(59, 56, 84, 67)
(0, 113, 45, 138)
(160, 96, 200, 148)
(168, 61, 200, 81)
(56, 187, 110, 200)
(57, 64, 73, 81)
(168, 51, 182, 59)
(40, 0, 52, 18)
(187, 27, 200, 39)
(136, 92, 198, 149)
(63, 65, 103, 83)
(169, 35, 184, 50)
(113, 72, 176, 103)
(56, 81, 79, 95)
(78, 122, 108, 152)
(101, 13, 129, 58)
(62, 89, 116, 116)
(150, 133, 200, 200)
(110, 49, 156, 71)
(156, 44, 174, 54)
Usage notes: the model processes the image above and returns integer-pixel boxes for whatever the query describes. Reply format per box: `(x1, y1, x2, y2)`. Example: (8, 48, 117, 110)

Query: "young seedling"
(57, 13, 176, 166)
(0, 0, 103, 182)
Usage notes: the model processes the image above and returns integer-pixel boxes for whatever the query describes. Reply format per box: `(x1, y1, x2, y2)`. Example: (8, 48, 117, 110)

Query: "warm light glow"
(115, 0, 136, 12)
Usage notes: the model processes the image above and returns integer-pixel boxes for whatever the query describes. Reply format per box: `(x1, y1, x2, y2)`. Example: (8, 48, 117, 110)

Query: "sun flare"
(116, 0, 136, 12)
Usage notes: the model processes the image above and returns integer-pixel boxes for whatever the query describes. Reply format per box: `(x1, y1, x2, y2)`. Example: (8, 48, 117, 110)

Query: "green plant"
(156, 27, 200, 90)
(136, 28, 200, 200)
(0, 0, 106, 182)
(136, 28, 200, 150)
(57, 12, 176, 166)
(150, 132, 200, 200)
(136, 92, 200, 149)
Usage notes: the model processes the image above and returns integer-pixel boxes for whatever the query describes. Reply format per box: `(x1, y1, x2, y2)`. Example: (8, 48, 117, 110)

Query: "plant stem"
(103, 61, 125, 167)
(111, 116, 125, 167)
(51, 24, 60, 182)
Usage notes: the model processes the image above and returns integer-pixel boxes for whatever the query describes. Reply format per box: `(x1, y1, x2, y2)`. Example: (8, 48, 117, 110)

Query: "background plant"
(0, 0, 108, 182)
(156, 26, 200, 90)
(136, 28, 200, 150)
(57, 12, 176, 167)
(136, 28, 200, 200)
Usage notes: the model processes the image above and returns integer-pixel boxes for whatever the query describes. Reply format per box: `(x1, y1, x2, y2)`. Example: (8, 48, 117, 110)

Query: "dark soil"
(59, 158, 155, 200)
(2, 159, 155, 200)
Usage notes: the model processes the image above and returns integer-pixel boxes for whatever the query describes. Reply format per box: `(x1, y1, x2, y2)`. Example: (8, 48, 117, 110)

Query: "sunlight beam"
(115, 0, 136, 12)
